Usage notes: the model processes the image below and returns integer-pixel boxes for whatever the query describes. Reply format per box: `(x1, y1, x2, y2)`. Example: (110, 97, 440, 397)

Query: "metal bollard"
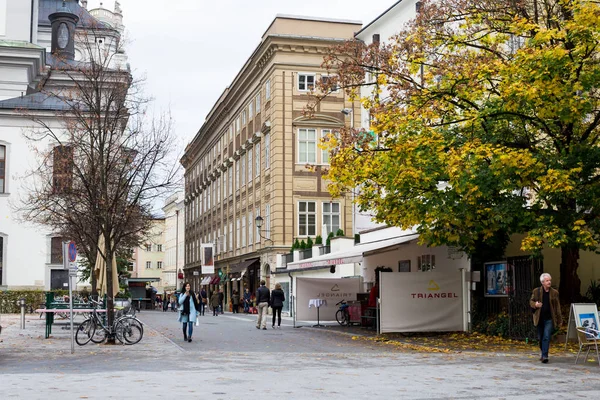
(19, 298, 26, 329)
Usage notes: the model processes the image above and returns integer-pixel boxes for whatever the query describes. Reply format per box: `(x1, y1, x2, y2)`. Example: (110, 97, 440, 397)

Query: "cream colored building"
(132, 218, 165, 292)
(181, 15, 361, 301)
(162, 192, 185, 291)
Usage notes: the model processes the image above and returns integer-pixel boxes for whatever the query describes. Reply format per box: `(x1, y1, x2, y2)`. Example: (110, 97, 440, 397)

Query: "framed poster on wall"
(484, 261, 513, 297)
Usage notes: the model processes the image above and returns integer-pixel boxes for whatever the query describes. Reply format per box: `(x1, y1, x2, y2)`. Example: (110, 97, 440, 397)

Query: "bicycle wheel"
(115, 317, 143, 345)
(75, 319, 95, 346)
(89, 319, 107, 343)
(336, 310, 346, 326)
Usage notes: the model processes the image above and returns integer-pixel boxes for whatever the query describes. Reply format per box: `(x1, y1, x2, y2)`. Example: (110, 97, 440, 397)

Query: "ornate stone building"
(181, 15, 361, 300)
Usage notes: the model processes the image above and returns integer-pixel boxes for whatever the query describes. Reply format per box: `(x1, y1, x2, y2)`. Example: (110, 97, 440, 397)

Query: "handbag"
(195, 313, 200, 326)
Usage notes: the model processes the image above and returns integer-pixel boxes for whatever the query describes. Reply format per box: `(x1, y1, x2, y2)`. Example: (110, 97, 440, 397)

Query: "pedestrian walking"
(218, 289, 225, 314)
(270, 283, 285, 329)
(199, 288, 208, 316)
(232, 290, 240, 313)
(530, 273, 562, 364)
(178, 282, 200, 343)
(255, 280, 270, 330)
(210, 289, 220, 316)
(243, 288, 251, 314)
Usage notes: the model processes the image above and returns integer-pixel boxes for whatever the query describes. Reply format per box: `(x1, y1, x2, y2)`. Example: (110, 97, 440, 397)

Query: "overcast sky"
(86, 0, 394, 148)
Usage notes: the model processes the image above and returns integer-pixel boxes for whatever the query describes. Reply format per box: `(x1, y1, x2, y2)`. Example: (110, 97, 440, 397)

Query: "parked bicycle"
(335, 300, 350, 326)
(75, 299, 143, 345)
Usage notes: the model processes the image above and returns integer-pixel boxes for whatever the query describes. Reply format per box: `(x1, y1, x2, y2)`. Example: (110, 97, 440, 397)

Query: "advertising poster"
(578, 313, 600, 339)
(484, 261, 511, 297)
(201, 243, 214, 274)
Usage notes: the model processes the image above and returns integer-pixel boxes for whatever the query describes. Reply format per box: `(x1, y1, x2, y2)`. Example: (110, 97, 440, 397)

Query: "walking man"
(218, 289, 225, 314)
(530, 273, 562, 363)
(256, 280, 270, 330)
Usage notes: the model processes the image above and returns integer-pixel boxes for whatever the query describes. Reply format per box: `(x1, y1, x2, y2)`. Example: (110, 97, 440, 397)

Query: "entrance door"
(280, 282, 290, 314)
(50, 269, 69, 290)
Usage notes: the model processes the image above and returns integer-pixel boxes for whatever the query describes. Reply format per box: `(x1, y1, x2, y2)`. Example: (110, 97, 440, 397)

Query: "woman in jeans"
(178, 282, 199, 342)
(270, 283, 285, 329)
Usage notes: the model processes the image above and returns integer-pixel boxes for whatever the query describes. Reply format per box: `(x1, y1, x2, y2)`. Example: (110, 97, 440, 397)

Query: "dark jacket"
(210, 292, 220, 308)
(232, 294, 240, 305)
(530, 286, 562, 327)
(270, 289, 285, 308)
(256, 286, 270, 304)
(218, 292, 224, 303)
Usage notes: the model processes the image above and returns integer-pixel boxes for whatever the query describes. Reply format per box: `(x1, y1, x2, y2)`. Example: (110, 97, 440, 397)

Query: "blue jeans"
(183, 322, 194, 338)
(537, 319, 553, 359)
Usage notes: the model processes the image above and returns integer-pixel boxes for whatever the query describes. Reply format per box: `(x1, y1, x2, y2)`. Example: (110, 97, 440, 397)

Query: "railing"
(283, 252, 294, 266)
(319, 246, 331, 255)
(299, 248, 312, 260)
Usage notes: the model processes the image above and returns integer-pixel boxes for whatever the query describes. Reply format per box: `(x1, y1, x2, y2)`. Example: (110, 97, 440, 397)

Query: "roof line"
(354, 0, 406, 37)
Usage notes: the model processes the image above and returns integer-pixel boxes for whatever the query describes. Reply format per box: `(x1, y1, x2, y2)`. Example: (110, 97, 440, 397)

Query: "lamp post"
(255, 215, 273, 244)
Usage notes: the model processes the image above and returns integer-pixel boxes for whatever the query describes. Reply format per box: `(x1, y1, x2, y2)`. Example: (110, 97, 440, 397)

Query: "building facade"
(131, 218, 165, 292)
(181, 15, 361, 302)
(0, 0, 127, 289)
(162, 192, 184, 292)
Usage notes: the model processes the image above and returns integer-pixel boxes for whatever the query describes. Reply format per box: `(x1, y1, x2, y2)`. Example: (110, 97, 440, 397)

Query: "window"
(51, 237, 63, 264)
(0, 235, 4, 285)
(265, 204, 271, 240)
(265, 79, 271, 100)
(255, 206, 260, 243)
(248, 210, 253, 245)
(256, 92, 261, 112)
(127, 262, 133, 272)
(321, 129, 331, 164)
(298, 128, 317, 163)
(255, 143, 260, 177)
(235, 159, 240, 188)
(264, 134, 270, 169)
(398, 260, 411, 272)
(236, 218, 240, 249)
(229, 125, 233, 141)
(228, 167, 232, 195)
(323, 202, 340, 235)
(298, 201, 316, 236)
(241, 214, 246, 247)
(236, 116, 241, 132)
(228, 222, 233, 251)
(241, 154, 246, 186)
(146, 261, 152, 269)
(248, 102, 253, 119)
(157, 244, 163, 252)
(217, 175, 221, 203)
(298, 73, 315, 91)
(223, 228, 227, 253)
(145, 244, 152, 252)
(157, 261, 163, 269)
(0, 145, 6, 193)
(247, 147, 253, 183)
(241, 109, 246, 125)
(321, 75, 340, 93)
(52, 145, 73, 193)
(418, 255, 436, 272)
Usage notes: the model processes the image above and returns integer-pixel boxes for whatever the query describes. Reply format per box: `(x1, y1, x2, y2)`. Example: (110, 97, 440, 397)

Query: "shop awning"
(201, 276, 212, 285)
(230, 258, 260, 273)
(286, 234, 420, 270)
(210, 276, 221, 285)
(127, 277, 161, 283)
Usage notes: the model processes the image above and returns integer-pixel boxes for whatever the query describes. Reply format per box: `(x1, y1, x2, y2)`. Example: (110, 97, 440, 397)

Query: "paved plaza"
(1, 311, 600, 399)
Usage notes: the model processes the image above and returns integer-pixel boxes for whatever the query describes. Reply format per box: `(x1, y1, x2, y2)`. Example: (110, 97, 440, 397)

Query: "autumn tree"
(19, 20, 179, 332)
(313, 0, 600, 302)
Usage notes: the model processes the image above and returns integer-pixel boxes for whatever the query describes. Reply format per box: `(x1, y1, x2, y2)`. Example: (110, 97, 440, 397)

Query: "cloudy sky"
(86, 0, 395, 147)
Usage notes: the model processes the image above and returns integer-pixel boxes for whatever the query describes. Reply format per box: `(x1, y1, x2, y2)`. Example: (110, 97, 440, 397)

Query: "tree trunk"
(559, 245, 581, 304)
(105, 238, 115, 344)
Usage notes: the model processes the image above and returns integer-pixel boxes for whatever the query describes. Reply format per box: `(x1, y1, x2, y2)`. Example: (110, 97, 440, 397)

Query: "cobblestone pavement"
(1, 311, 600, 399)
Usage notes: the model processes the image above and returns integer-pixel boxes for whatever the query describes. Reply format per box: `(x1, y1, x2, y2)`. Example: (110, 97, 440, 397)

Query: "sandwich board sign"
(565, 303, 600, 348)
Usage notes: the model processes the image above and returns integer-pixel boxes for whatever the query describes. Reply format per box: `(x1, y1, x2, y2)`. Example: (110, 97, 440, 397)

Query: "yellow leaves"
(538, 167, 582, 195)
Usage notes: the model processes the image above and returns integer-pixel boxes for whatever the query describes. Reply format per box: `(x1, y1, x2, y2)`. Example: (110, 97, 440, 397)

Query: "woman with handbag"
(270, 283, 285, 329)
(178, 282, 200, 342)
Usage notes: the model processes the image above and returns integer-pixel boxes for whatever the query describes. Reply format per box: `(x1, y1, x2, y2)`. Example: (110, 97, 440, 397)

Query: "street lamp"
(255, 215, 273, 244)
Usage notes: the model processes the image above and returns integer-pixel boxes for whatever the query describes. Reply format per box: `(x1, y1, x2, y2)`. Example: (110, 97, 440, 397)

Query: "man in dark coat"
(530, 273, 562, 364)
(255, 280, 270, 330)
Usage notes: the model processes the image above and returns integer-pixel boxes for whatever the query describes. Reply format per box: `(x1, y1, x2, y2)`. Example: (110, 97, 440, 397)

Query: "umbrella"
(95, 234, 120, 297)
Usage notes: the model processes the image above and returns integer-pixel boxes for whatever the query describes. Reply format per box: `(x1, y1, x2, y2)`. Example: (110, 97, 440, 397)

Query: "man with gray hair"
(255, 280, 271, 330)
(530, 273, 562, 363)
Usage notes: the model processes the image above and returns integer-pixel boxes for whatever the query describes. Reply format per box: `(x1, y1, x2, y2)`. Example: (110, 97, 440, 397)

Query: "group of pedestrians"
(175, 280, 287, 342)
(255, 280, 285, 330)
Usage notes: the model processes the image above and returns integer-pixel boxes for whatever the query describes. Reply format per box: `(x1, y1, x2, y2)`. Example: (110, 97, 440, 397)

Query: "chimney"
(48, 2, 80, 60)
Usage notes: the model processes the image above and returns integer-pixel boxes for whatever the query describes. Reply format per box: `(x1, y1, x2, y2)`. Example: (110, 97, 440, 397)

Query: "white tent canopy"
(287, 233, 420, 270)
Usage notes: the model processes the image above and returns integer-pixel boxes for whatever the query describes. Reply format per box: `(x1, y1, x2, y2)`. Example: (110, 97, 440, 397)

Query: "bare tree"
(17, 21, 180, 337)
